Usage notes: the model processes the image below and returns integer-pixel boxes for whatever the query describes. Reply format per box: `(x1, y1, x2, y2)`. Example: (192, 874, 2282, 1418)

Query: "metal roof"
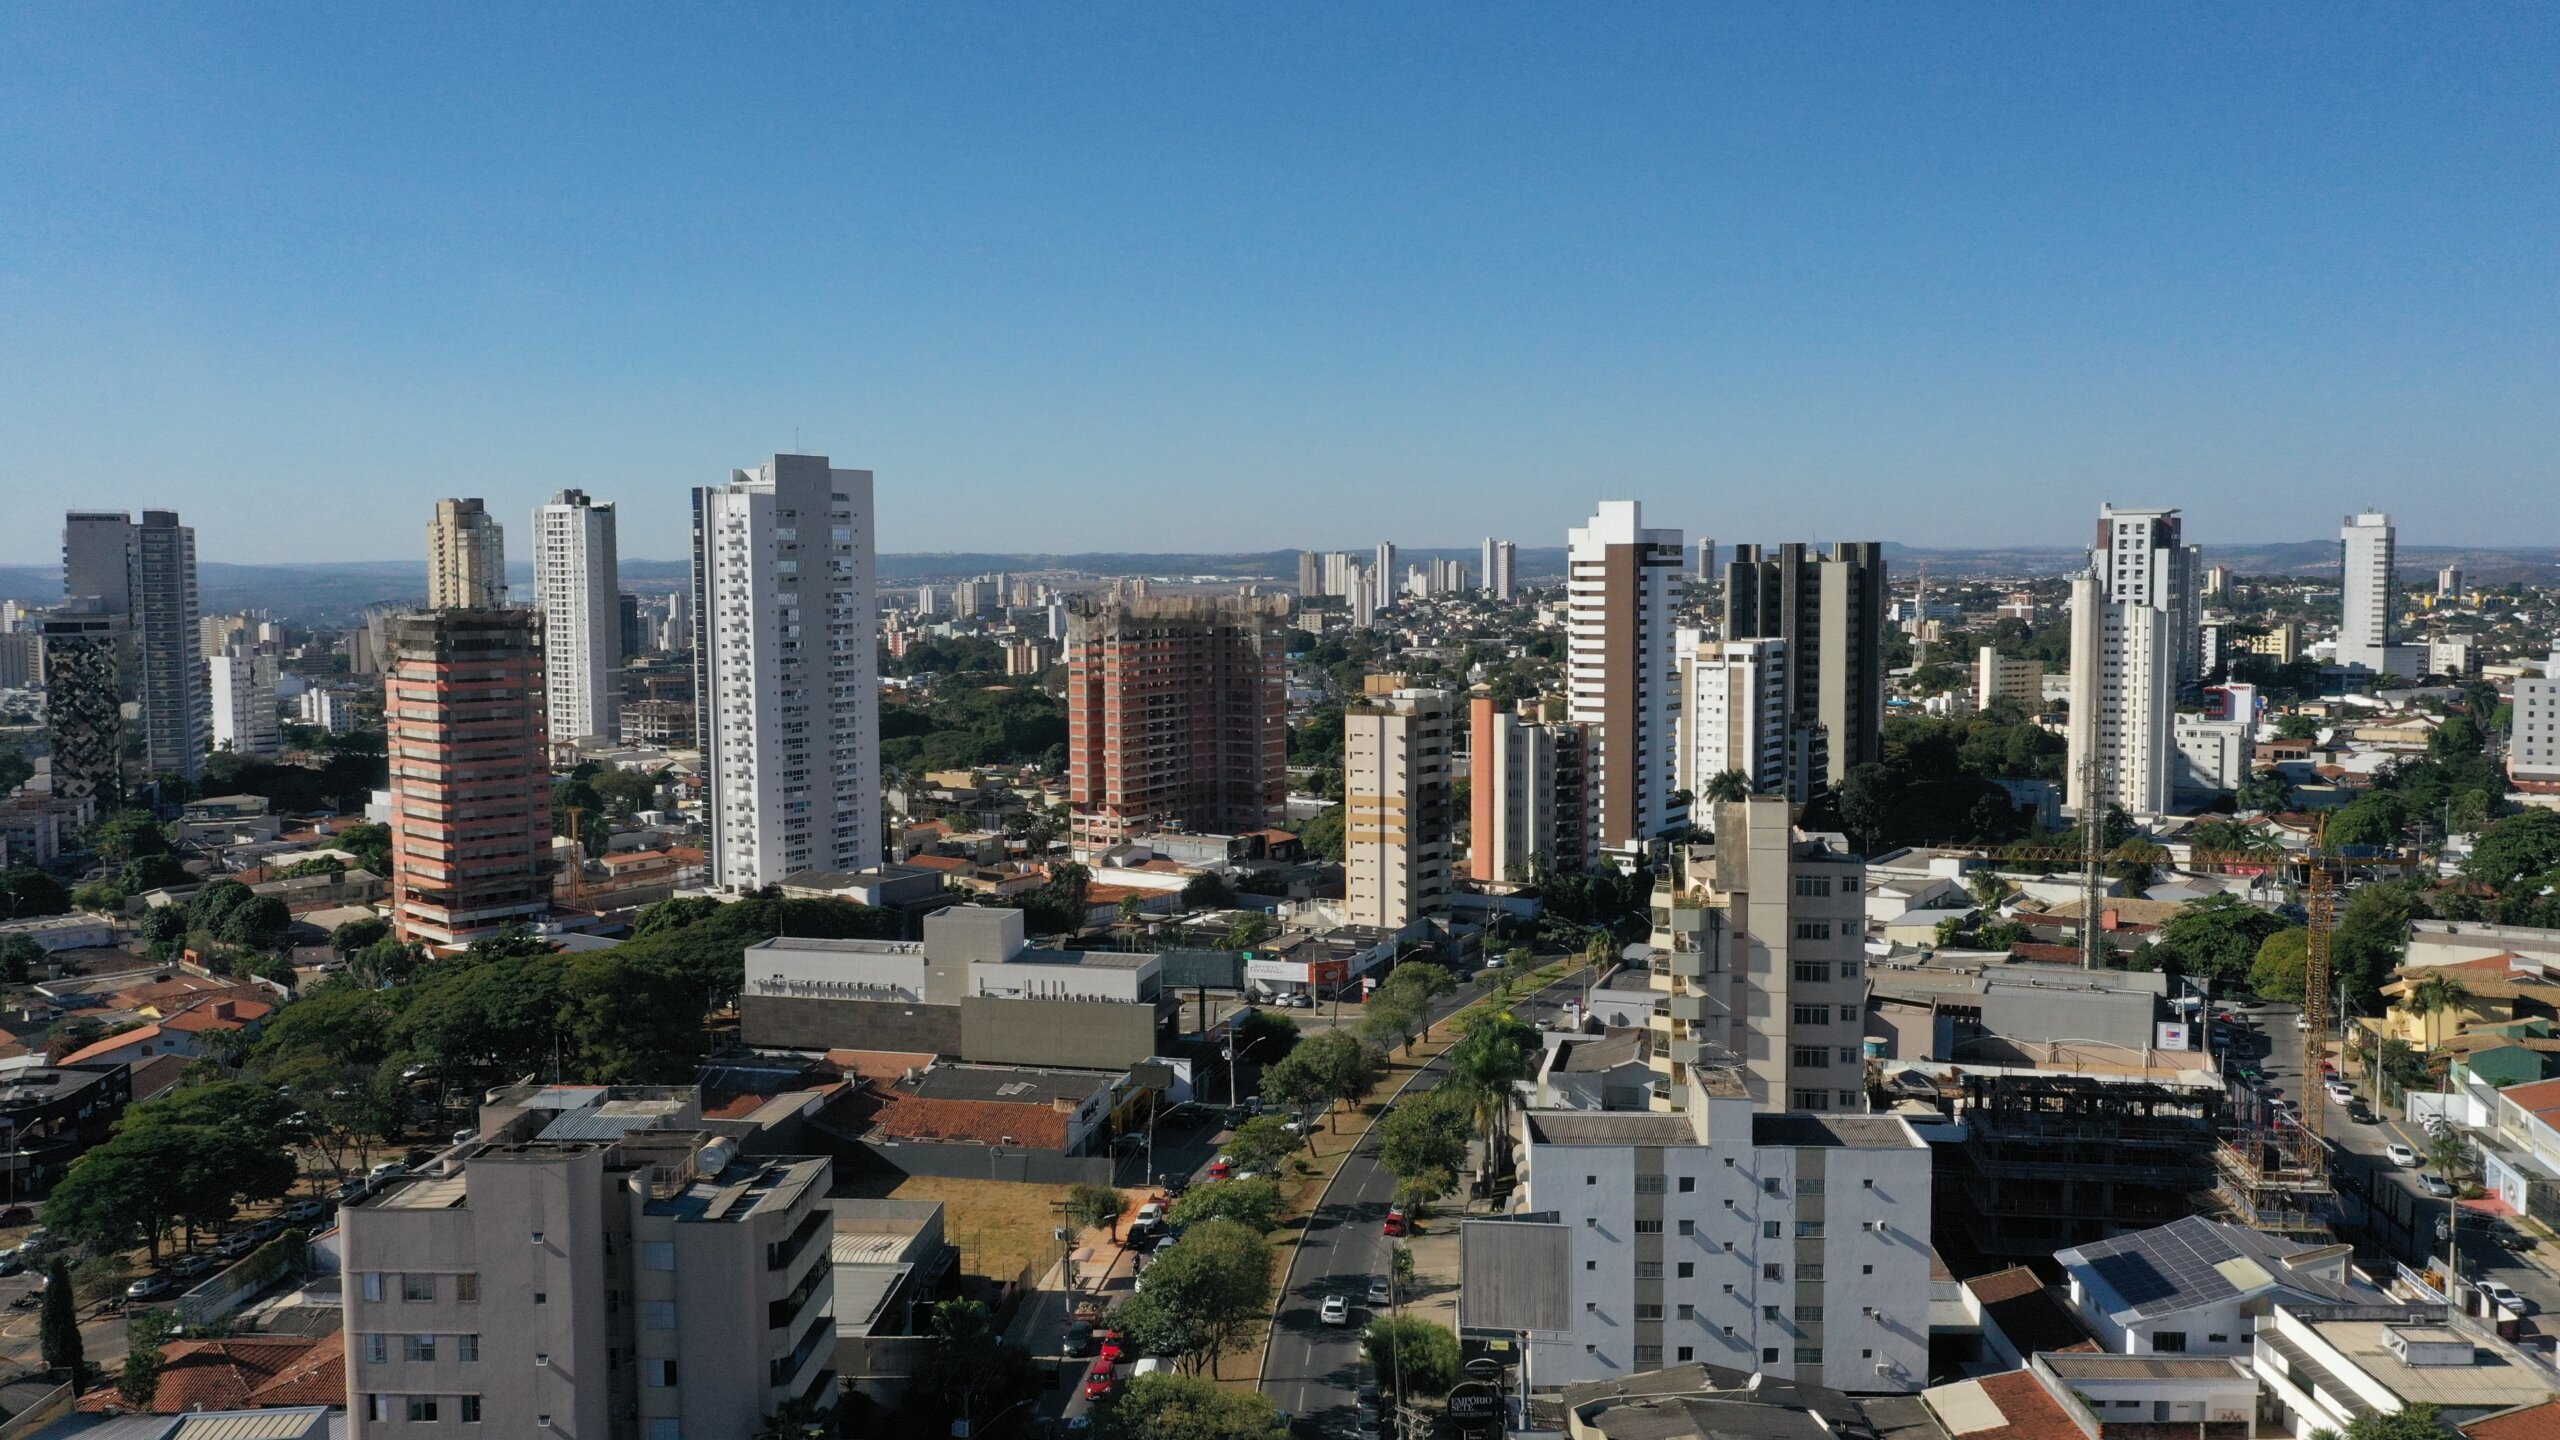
(2057, 1215, 2361, 1322)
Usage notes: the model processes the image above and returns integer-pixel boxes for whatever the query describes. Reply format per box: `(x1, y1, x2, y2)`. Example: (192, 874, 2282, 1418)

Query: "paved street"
(1262, 968, 1591, 1433)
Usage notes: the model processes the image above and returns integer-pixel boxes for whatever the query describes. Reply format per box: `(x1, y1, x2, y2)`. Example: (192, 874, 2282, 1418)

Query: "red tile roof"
(76, 1336, 332, 1414)
(1946, 1371, 2085, 1440)
(2469, 1400, 2560, 1440)
(826, 1076, 1071, 1150)
(245, 1331, 344, 1407)
(161, 997, 274, 1032)
(58, 1025, 167, 1067)
(905, 855, 972, 872)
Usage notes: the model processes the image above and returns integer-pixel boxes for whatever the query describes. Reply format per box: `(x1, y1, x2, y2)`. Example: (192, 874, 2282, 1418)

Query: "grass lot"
(837, 1173, 1078, 1287)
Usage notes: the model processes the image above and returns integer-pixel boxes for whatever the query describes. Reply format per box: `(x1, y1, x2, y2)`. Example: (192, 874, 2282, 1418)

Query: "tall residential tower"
(1064, 596, 1289, 853)
(1722, 542, 1886, 801)
(532, 489, 621, 743)
(1343, 689, 1454, 928)
(427, 498, 508, 609)
(1567, 501, 1686, 856)
(385, 610, 553, 946)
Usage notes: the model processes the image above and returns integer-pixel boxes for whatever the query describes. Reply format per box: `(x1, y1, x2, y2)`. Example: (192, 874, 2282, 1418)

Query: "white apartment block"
(341, 1094, 835, 1440)
(427, 498, 507, 610)
(1482, 538, 1518, 602)
(690, 454, 881, 890)
(1974, 646, 2041, 713)
(2173, 712, 2254, 795)
(533, 489, 622, 743)
(209, 647, 282, 757)
(2337, 511, 2425, 679)
(2091, 505, 2202, 694)
(1649, 796, 1868, 1111)
(1568, 501, 1686, 854)
(2067, 574, 2176, 818)
(1677, 635, 1790, 812)
(1468, 1071, 1932, 1393)
(1344, 689, 1454, 928)
(300, 687, 358, 734)
(2514, 646, 2560, 783)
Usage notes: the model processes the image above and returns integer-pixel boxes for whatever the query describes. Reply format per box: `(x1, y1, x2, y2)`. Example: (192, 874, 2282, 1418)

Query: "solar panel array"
(2077, 1218, 2239, 1319)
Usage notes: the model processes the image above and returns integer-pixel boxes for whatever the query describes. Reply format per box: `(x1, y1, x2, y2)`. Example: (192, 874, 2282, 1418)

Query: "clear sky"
(2, 4, 2554, 564)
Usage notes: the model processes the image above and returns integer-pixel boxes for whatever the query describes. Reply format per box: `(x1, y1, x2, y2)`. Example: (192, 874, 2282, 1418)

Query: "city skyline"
(5, 8, 2557, 562)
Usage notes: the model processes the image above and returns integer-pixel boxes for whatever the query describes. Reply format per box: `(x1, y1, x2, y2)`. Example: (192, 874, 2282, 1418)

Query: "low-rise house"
(2058, 1216, 2377, 1357)
(1925, 1352, 2254, 1440)
(73, 1334, 344, 1416)
(2254, 1303, 2556, 1438)
(1533, 1031, 1658, 1111)
(1961, 1265, 2099, 1370)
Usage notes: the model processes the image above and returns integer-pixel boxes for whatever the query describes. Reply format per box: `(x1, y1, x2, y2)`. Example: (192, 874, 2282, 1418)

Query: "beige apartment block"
(1344, 688, 1454, 928)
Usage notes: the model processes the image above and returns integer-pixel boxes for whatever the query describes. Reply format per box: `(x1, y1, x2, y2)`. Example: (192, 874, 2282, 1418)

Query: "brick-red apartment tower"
(386, 609, 554, 946)
(1065, 595, 1289, 853)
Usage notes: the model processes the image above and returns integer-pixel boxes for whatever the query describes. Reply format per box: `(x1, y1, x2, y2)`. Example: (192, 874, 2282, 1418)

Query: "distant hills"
(1, 540, 2550, 626)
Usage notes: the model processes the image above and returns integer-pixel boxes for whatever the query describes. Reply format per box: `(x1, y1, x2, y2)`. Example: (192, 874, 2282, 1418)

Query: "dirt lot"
(837, 1173, 1078, 1287)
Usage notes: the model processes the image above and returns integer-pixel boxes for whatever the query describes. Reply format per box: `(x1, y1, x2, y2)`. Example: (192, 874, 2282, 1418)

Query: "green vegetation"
(1065, 1184, 1127, 1239)
(0, 868, 69, 920)
(2150, 894, 2290, 988)
(1260, 1030, 1386, 1119)
(1095, 1373, 1290, 1440)
(1295, 804, 1346, 861)
(882, 634, 1011, 678)
(1374, 1087, 1472, 1211)
(46, 1081, 301, 1260)
(1363, 1314, 1462, 1398)
(201, 743, 386, 815)
(39, 1257, 81, 1388)
(1107, 1219, 1274, 1376)
(880, 682, 1067, 775)
(2250, 928, 2310, 1001)
(1818, 704, 2062, 852)
(1167, 1177, 1284, 1233)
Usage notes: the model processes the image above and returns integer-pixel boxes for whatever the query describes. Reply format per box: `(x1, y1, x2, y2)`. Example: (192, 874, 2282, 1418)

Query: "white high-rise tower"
(2066, 505, 2196, 817)
(2338, 511, 2417, 677)
(1481, 539, 1517, 602)
(1567, 500, 1685, 855)
(533, 489, 622, 743)
(690, 455, 880, 889)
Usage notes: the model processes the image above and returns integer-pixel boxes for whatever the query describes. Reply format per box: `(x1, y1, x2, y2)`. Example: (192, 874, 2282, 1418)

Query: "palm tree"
(1703, 770, 1753, 805)
(2404, 971, 2473, 1049)
(752, 1394, 833, 1440)
(2375, 1038, 2428, 1103)
(1965, 869, 2011, 915)
(1444, 1016, 1538, 1196)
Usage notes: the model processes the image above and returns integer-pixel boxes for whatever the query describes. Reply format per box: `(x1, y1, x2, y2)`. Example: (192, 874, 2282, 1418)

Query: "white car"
(2421, 1174, 2456, 1198)
(2294, 1014, 2310, 1031)
(2479, 1279, 2524, 1311)
(1320, 1295, 1350, 1327)
(2385, 1144, 2420, 1167)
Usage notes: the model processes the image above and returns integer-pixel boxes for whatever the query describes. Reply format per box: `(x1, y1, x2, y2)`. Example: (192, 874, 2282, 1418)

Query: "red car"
(1382, 1208, 1407, 1237)
(1098, 1331, 1126, 1363)
(1083, 1362, 1118, 1399)
(1208, 1158, 1233, 1181)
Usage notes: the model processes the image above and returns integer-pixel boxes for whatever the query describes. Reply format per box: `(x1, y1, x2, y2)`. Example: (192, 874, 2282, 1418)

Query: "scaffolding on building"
(1944, 1071, 2223, 1256)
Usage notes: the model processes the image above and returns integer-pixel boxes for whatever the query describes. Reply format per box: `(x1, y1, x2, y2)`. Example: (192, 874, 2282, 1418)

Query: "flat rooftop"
(1751, 1114, 1919, 1149)
(2036, 1353, 2244, 1382)
(644, 1156, 827, 1223)
(2291, 1317, 2552, 1410)
(1525, 1112, 1696, 1146)
(749, 935, 925, 958)
(904, 1065, 1116, 1106)
(1000, 948, 1151, 969)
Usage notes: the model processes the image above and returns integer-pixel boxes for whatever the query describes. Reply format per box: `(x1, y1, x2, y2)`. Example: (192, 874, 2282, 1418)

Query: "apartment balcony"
(1668, 1039, 1710, 1067)
(1665, 949, 1711, 981)
(1667, 993, 1714, 1024)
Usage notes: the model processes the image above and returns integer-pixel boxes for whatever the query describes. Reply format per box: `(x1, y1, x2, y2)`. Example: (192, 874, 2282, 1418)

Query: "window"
(1791, 1046, 1829, 1069)
(1794, 1346, 1823, 1365)
(649, 1422, 681, 1440)
(1763, 1305, 1781, 1320)
(1795, 876, 1831, 897)
(1678, 1346, 1695, 1362)
(1763, 1348, 1779, 1363)
(407, 1397, 439, 1423)
(1800, 1264, 1825, 1282)
(404, 1335, 437, 1363)
(458, 1335, 479, 1362)
(456, 1273, 479, 1303)
(2207, 1334, 2229, 1344)
(1794, 921, 1831, 941)
(1796, 1222, 1824, 1238)
(361, 1273, 385, 1303)
(2153, 1332, 2188, 1353)
(1723, 1198, 1735, 1209)
(1764, 1263, 1784, 1281)
(402, 1275, 435, 1302)
(1839, 961, 1861, 980)
(1586, 1218, 1598, 1228)
(648, 1358, 679, 1387)
(643, 1241, 677, 1271)
(1763, 1222, 1781, 1238)
(366, 1396, 389, 1423)
(1585, 1175, 1597, 1186)
(1862, 1265, 1873, 1275)
(461, 1396, 482, 1423)
(1795, 1305, 1824, 1323)
(1799, 1179, 1824, 1196)
(1793, 1004, 1828, 1025)
(1791, 1088, 1828, 1109)
(1633, 1346, 1662, 1368)
(1635, 1219, 1663, 1235)
(1677, 1304, 1695, 1319)
(1793, 961, 1831, 984)
(1635, 1175, 1665, 1194)
(1723, 1242, 1736, 1253)
(1677, 1177, 1695, 1193)
(1763, 1177, 1783, 1195)
(1636, 1304, 1663, 1321)
(1839, 1089, 1860, 1107)
(533, 1292, 547, 1305)
(1636, 1261, 1663, 1279)
(1677, 1220, 1695, 1236)
(1676, 1262, 1694, 1278)
(642, 1301, 677, 1330)
(363, 1335, 388, 1364)
(1587, 1261, 1597, 1271)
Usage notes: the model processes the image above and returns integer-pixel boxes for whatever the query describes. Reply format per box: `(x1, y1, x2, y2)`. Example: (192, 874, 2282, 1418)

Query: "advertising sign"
(1447, 1381, 1502, 1440)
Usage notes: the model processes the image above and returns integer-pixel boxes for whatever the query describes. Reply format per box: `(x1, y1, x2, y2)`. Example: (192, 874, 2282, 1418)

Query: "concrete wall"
(959, 996, 1167, 1070)
(740, 995, 963, 1056)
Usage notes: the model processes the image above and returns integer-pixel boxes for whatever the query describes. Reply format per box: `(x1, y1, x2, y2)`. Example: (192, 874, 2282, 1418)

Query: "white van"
(1130, 1358, 1172, 1378)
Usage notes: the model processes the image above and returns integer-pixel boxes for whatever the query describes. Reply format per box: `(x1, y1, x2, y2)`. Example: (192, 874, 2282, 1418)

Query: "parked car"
(1279, 993, 1312, 1009)
(1367, 1275, 1392, 1306)
(1083, 1363, 1118, 1400)
(1208, 1158, 1234, 1181)
(169, 1253, 219, 1279)
(1133, 1201, 1165, 1230)
(126, 1274, 177, 1301)
(0, 1205, 36, 1226)
(2347, 1103, 2378, 1124)
(2386, 1143, 2420, 1167)
(332, 1177, 373, 1203)
(1098, 1330, 1126, 1363)
(2480, 1279, 2526, 1312)
(0, 1254, 21, 1278)
(2493, 1225, 2537, 1252)
(1382, 1208, 1407, 1237)
(2421, 1174, 2456, 1198)
(284, 1199, 329, 1224)
(368, 1161, 408, 1180)
(244, 1218, 288, 1244)
(215, 1231, 260, 1258)
(1320, 1295, 1351, 1327)
(1061, 1322, 1093, 1357)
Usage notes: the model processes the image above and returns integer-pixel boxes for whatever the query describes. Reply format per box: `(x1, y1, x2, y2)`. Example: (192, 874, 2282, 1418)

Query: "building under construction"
(1938, 1071, 2224, 1258)
(2214, 1072, 2335, 1241)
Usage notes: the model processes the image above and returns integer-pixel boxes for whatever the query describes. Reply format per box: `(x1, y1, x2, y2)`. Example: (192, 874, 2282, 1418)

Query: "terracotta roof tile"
(2469, 1400, 2560, 1440)
(827, 1077, 1071, 1150)
(1952, 1371, 2086, 1440)
(244, 1331, 344, 1407)
(75, 1336, 329, 1414)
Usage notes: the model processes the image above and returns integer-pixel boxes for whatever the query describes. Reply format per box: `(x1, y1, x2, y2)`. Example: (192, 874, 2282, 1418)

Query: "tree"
(1965, 869, 2012, 913)
(2250, 928, 2310, 1002)
(331, 915, 392, 956)
(0, 935, 42, 984)
(2465, 810, 2560, 893)
(906, 1299, 1044, 1439)
(0, 868, 70, 920)
(217, 894, 294, 951)
(118, 1309, 181, 1410)
(1357, 986, 1427, 1056)
(2235, 769, 2295, 815)
(118, 852, 191, 893)
(1182, 871, 1237, 909)
(2333, 880, 2428, 1011)
(1443, 1013, 1539, 1186)
(1168, 1177, 1284, 1233)
(2321, 1405, 2446, 1440)
(2275, 713, 2321, 742)
(1115, 1219, 1272, 1376)
(1834, 764, 1893, 854)
(1066, 1184, 1127, 1240)
(751, 1393, 835, 1440)
(1378, 960, 1456, 1041)
(2327, 791, 2408, 850)
(1373, 1089, 1470, 1209)
(91, 811, 171, 864)
(1261, 1031, 1384, 1122)
(1703, 769, 1753, 805)
(2404, 970, 2473, 1047)
(1095, 1373, 1289, 1440)
(139, 905, 190, 949)
(1233, 1010, 1300, 1063)
(1362, 1314, 1461, 1400)
(1224, 1115, 1301, 1173)
(2151, 895, 2288, 987)
(1296, 804, 1347, 862)
(40, 1257, 81, 1389)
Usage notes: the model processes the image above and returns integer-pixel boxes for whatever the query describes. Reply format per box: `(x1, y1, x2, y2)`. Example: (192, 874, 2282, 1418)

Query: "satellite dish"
(1621, 943, 1653, 964)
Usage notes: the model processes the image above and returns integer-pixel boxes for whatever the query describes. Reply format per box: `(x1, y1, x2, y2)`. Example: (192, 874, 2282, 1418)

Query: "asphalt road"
(1262, 968, 1591, 1433)
(2226, 1000, 2560, 1327)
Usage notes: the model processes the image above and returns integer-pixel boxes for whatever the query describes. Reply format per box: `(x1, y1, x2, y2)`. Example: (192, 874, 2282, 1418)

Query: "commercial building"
(426, 498, 507, 609)
(0, 1062, 133, 1196)
(1568, 501, 1687, 854)
(2056, 1216, 2374, 1357)
(2513, 646, 2560, 783)
(1974, 647, 2042, 714)
(1678, 636, 1793, 808)
(41, 600, 126, 802)
(1063, 595, 1288, 852)
(2337, 511, 2423, 678)
(2252, 1303, 2554, 1439)
(1482, 538, 1518, 602)
(385, 609, 554, 946)
(209, 646, 282, 757)
(2066, 572, 2175, 817)
(1722, 542, 1887, 801)
(690, 455, 882, 889)
(533, 488, 622, 743)
(1343, 688, 1454, 928)
(1460, 1067, 1934, 1393)
(1466, 697, 1589, 883)
(342, 1092, 836, 1440)
(1647, 796, 1868, 1111)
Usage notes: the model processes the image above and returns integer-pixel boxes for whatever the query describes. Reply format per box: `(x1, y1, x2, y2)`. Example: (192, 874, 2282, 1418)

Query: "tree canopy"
(2151, 895, 2290, 987)
(1095, 1373, 1288, 1440)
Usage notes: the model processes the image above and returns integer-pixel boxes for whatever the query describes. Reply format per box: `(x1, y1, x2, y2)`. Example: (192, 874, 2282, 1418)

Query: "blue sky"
(2, 4, 2554, 563)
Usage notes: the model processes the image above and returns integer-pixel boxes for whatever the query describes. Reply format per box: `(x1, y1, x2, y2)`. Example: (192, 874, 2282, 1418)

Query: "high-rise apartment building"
(341, 1088, 835, 1440)
(533, 489, 622, 743)
(1481, 538, 1517, 602)
(2511, 646, 2560, 785)
(690, 455, 882, 890)
(1373, 542, 1398, 612)
(62, 512, 136, 612)
(1469, 1072, 1932, 1392)
(209, 646, 283, 757)
(1467, 697, 1590, 883)
(62, 510, 209, 783)
(1722, 542, 1886, 801)
(1647, 796, 1868, 1110)
(2065, 574, 2174, 816)
(427, 498, 508, 610)
(2438, 566, 2465, 600)
(1676, 636, 1792, 810)
(1567, 501, 1686, 855)
(2090, 506, 2202, 693)
(1343, 689, 1454, 928)
(1695, 535, 1717, 580)
(1298, 550, 1323, 597)
(1064, 595, 1289, 853)
(385, 610, 553, 946)
(2338, 511, 2422, 678)
(40, 601, 125, 802)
